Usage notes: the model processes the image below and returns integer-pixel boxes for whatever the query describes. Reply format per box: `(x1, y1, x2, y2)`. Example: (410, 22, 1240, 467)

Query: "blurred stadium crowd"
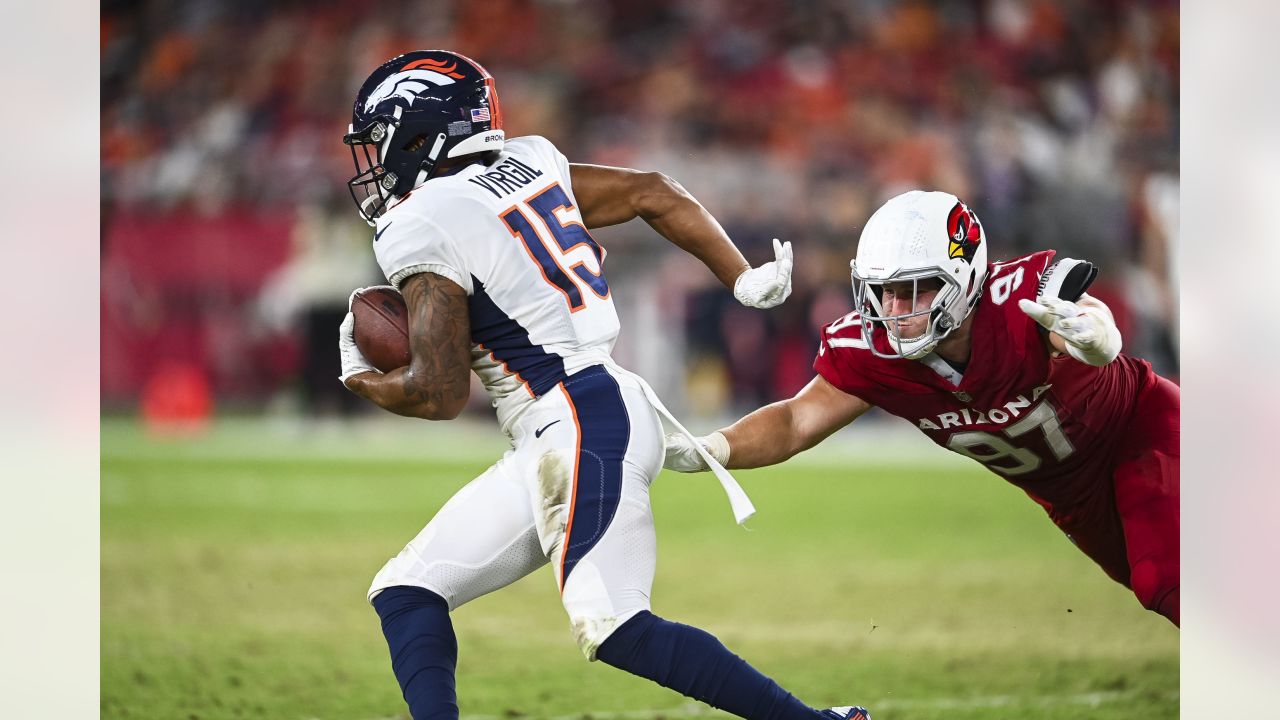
(101, 0, 1179, 422)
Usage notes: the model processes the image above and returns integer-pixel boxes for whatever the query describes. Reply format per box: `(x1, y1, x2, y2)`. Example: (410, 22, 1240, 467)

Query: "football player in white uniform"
(336, 51, 871, 720)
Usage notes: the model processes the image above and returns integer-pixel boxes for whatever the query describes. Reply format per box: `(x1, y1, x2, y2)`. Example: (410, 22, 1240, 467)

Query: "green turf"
(102, 417, 1177, 719)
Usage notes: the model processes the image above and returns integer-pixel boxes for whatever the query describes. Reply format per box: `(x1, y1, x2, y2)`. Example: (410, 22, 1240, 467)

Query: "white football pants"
(368, 365, 663, 659)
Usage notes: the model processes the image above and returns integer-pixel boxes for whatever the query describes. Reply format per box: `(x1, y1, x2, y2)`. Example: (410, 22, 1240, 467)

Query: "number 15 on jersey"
(501, 182, 610, 312)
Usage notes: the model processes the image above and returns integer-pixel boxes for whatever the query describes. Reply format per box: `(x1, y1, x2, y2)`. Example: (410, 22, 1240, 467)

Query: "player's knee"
(1129, 558, 1179, 622)
(568, 612, 628, 660)
(368, 556, 460, 610)
(560, 559, 651, 660)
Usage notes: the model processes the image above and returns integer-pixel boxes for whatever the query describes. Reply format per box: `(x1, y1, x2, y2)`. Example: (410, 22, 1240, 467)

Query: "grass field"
(102, 415, 1177, 720)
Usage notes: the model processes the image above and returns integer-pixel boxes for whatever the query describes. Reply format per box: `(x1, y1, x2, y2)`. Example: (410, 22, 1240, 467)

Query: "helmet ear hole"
(401, 133, 429, 152)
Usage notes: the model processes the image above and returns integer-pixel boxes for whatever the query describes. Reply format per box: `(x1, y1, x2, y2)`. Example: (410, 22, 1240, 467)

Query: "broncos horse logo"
(363, 66, 460, 114)
(946, 201, 982, 262)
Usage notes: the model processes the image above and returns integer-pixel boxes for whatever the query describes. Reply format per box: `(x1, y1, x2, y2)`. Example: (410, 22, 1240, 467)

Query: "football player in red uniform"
(665, 190, 1179, 625)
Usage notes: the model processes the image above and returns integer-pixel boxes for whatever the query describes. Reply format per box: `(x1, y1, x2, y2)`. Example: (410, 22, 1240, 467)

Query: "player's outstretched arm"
(569, 163, 792, 309)
(1018, 292, 1122, 366)
(341, 272, 472, 420)
(665, 376, 872, 472)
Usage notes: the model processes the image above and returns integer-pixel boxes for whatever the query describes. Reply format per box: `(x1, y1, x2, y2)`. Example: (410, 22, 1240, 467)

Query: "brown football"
(352, 286, 411, 372)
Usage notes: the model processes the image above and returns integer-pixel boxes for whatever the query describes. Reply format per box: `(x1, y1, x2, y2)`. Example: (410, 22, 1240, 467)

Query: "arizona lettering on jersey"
(814, 251, 1158, 509)
(371, 136, 619, 431)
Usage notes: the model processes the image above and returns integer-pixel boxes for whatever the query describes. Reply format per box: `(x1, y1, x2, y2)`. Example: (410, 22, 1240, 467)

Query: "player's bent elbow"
(634, 171, 691, 218)
(426, 405, 465, 421)
(419, 391, 469, 421)
(398, 370, 470, 420)
(402, 398, 464, 421)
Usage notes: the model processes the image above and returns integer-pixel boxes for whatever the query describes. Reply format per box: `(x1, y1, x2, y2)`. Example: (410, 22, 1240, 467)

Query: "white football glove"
(1018, 297, 1122, 366)
(663, 431, 730, 473)
(733, 238, 793, 309)
(338, 310, 380, 385)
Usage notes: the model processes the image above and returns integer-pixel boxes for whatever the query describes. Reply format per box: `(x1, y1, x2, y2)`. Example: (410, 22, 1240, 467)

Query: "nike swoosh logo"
(534, 420, 561, 438)
(374, 222, 393, 241)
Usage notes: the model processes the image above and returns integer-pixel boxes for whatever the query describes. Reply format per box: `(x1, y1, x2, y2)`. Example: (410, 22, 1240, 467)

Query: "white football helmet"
(850, 190, 989, 359)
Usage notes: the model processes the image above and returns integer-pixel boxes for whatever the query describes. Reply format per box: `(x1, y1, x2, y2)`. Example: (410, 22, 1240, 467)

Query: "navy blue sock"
(371, 586, 458, 720)
(595, 611, 822, 720)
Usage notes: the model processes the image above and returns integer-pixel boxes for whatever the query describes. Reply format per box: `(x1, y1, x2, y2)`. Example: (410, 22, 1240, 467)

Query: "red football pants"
(1051, 375, 1180, 625)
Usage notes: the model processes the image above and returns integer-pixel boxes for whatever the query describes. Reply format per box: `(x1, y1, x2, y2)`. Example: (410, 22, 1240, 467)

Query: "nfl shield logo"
(470, 107, 491, 122)
(953, 391, 972, 403)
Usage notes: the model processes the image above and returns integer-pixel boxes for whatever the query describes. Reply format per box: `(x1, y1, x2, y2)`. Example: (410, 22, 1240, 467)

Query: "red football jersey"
(814, 251, 1159, 510)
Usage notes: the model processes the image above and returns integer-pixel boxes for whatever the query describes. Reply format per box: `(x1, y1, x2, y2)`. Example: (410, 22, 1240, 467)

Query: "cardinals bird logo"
(946, 201, 982, 262)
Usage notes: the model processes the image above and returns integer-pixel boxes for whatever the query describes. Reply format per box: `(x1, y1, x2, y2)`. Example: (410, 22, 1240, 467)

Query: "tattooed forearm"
(399, 272, 471, 415)
(347, 272, 471, 420)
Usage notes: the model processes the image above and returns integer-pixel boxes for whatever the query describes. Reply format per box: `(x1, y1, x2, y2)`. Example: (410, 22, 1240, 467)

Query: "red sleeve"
(813, 311, 876, 399)
(981, 250, 1058, 371)
(813, 331, 844, 390)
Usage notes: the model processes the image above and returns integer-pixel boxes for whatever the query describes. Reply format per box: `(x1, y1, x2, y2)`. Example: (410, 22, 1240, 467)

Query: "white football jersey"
(372, 136, 620, 429)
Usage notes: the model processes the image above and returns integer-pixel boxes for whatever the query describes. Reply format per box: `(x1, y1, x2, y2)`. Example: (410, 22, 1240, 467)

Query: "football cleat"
(820, 706, 871, 720)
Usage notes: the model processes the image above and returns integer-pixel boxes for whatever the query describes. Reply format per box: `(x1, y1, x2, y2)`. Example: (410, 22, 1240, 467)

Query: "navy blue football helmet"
(343, 50, 505, 224)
